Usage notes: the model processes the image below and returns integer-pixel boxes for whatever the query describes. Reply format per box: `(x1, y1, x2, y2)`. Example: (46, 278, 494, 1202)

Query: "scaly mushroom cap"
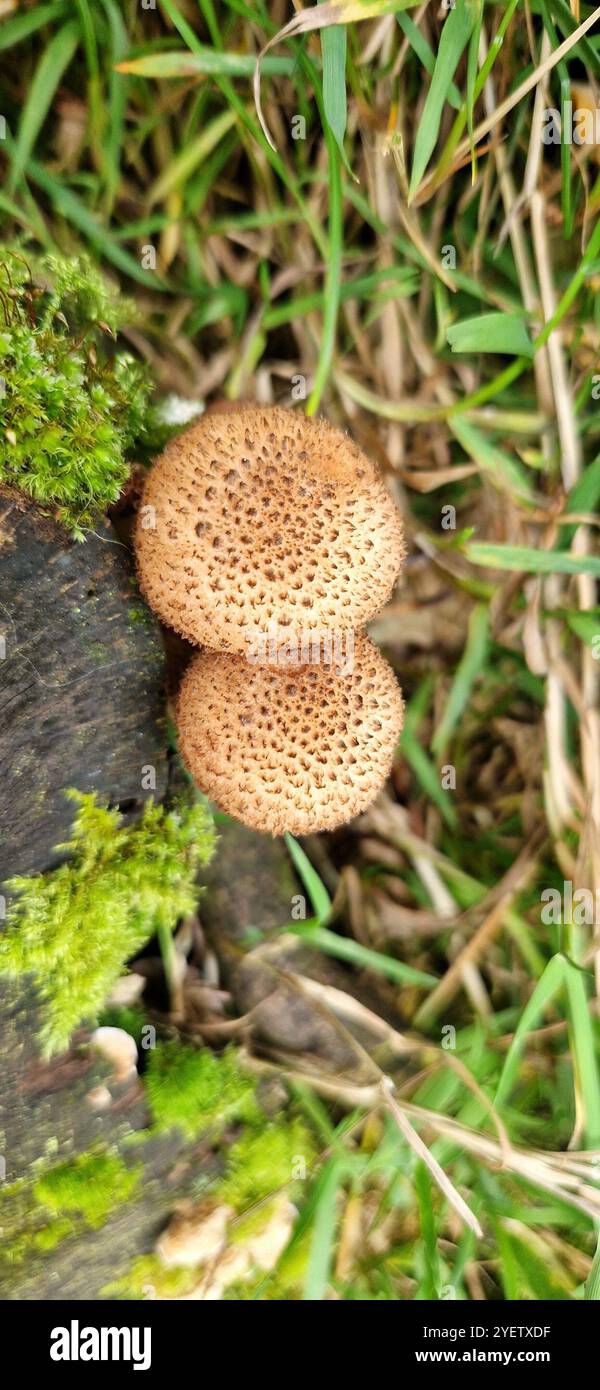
(176, 634, 403, 835)
(135, 406, 404, 656)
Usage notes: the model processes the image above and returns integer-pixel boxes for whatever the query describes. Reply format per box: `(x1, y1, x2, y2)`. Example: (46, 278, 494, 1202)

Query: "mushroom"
(89, 1025, 138, 1082)
(135, 405, 404, 658)
(175, 633, 404, 835)
(156, 1200, 233, 1269)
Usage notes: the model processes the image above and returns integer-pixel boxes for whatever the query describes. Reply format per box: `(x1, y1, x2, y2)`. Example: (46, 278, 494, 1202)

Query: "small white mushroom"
(156, 1202, 233, 1269)
(246, 1196, 297, 1272)
(108, 972, 146, 1007)
(86, 1084, 112, 1111)
(184, 1246, 251, 1301)
(90, 1026, 138, 1083)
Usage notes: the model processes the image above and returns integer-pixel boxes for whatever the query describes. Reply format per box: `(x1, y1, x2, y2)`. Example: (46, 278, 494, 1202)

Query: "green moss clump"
(221, 1118, 316, 1212)
(0, 249, 162, 535)
(98, 1004, 147, 1046)
(102, 1254, 199, 1302)
(145, 1042, 259, 1139)
(31, 1216, 75, 1252)
(34, 1150, 141, 1229)
(229, 1197, 281, 1245)
(224, 1232, 311, 1302)
(96, 1085, 318, 1301)
(0, 1178, 77, 1274)
(127, 605, 153, 629)
(0, 1180, 44, 1269)
(0, 792, 216, 1056)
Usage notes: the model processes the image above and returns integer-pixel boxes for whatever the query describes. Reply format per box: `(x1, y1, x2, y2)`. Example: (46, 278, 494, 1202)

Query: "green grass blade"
(148, 109, 237, 203)
(408, 0, 477, 201)
(116, 48, 296, 77)
(396, 11, 462, 110)
(26, 160, 165, 287)
(8, 21, 80, 193)
(466, 543, 600, 579)
(99, 0, 129, 210)
(321, 11, 349, 163)
(304, 1157, 342, 1300)
(400, 731, 458, 829)
(447, 311, 534, 357)
(566, 612, 600, 648)
(289, 922, 439, 989)
(466, 3, 483, 178)
(284, 834, 332, 923)
(450, 417, 534, 501)
(414, 1161, 442, 1298)
(548, 0, 600, 81)
(400, 679, 458, 828)
(563, 959, 600, 1148)
(431, 603, 489, 757)
(495, 954, 567, 1108)
(306, 130, 343, 415)
(0, 1, 66, 52)
(555, 453, 600, 550)
(585, 1233, 600, 1300)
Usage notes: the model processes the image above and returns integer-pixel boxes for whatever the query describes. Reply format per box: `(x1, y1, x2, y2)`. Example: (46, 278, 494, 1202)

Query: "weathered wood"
(0, 490, 168, 883)
(0, 978, 216, 1301)
(201, 817, 299, 945)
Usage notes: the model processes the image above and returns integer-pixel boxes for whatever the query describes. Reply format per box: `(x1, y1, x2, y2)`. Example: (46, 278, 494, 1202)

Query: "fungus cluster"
(135, 405, 405, 835)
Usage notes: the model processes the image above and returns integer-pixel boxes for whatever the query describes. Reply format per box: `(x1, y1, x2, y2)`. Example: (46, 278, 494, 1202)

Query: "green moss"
(34, 1150, 141, 1229)
(0, 792, 216, 1056)
(101, 1114, 316, 1302)
(229, 1196, 281, 1245)
(94, 1082, 318, 1301)
(145, 1042, 260, 1139)
(220, 1118, 316, 1212)
(98, 1004, 147, 1046)
(0, 1144, 144, 1284)
(0, 1179, 75, 1273)
(127, 605, 153, 629)
(224, 1231, 311, 1302)
(89, 642, 109, 665)
(32, 1216, 75, 1252)
(102, 1254, 199, 1301)
(0, 1181, 37, 1268)
(0, 248, 166, 535)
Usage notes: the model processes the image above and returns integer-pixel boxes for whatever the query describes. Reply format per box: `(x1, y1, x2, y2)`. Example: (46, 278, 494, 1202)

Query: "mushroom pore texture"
(135, 405, 404, 656)
(175, 634, 404, 836)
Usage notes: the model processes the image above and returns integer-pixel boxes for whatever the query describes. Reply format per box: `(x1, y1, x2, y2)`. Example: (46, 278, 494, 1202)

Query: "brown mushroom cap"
(175, 633, 403, 835)
(135, 405, 404, 656)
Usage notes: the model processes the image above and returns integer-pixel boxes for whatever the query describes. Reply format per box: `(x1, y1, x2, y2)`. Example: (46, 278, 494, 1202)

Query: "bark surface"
(0, 489, 168, 883)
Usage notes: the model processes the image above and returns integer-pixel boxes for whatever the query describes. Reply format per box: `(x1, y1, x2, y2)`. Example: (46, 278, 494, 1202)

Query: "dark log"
(0, 489, 168, 884)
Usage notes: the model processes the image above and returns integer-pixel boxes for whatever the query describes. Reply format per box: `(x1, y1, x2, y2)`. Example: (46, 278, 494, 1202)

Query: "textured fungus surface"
(176, 635, 404, 835)
(135, 406, 404, 656)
